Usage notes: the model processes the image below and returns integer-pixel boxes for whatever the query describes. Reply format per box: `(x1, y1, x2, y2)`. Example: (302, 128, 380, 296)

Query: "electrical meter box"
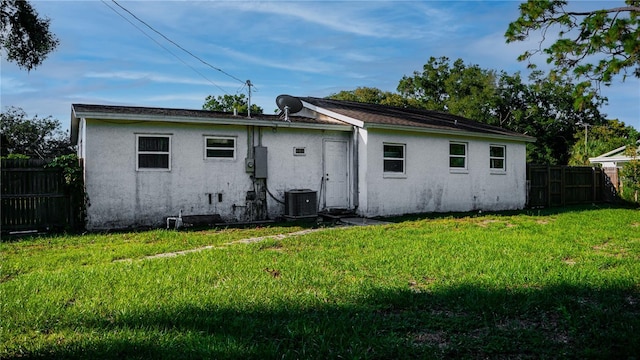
(254, 146, 268, 179)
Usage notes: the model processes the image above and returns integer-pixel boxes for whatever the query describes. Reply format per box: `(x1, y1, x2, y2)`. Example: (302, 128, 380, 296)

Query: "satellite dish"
(276, 95, 303, 114)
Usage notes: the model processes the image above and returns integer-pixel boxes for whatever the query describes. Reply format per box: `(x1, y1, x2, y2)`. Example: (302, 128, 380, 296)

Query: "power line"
(101, 0, 229, 95)
(110, 0, 247, 86)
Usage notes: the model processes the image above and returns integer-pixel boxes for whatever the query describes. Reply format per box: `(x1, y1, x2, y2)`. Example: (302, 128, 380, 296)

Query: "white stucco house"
(71, 96, 535, 230)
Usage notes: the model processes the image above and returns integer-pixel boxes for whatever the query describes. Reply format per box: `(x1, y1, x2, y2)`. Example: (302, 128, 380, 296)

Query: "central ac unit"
(284, 189, 317, 219)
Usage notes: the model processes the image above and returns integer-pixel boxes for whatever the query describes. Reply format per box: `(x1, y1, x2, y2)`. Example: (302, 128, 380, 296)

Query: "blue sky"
(2, 1, 639, 131)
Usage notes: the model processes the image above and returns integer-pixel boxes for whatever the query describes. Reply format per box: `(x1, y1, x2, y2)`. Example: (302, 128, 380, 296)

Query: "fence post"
(592, 167, 596, 202)
(547, 165, 551, 208)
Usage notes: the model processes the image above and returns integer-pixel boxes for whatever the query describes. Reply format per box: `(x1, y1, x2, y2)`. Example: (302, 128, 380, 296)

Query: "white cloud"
(207, 1, 454, 40)
(0, 76, 38, 95)
(213, 46, 340, 74)
(83, 70, 239, 88)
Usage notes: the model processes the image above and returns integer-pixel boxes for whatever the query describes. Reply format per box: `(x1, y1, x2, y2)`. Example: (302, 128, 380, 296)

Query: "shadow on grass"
(8, 283, 639, 359)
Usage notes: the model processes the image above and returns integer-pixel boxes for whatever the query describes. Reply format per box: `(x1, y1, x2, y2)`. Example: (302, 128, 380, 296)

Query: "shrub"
(619, 145, 640, 203)
(46, 154, 87, 229)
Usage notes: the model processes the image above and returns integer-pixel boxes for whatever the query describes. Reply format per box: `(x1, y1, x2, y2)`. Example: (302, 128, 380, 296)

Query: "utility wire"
(110, 0, 247, 86)
(101, 0, 229, 95)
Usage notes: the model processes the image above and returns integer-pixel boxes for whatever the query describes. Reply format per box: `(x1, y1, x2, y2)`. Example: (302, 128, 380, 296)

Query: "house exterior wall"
(80, 114, 528, 230)
(81, 119, 351, 230)
(260, 128, 352, 215)
(357, 129, 527, 217)
(83, 119, 255, 229)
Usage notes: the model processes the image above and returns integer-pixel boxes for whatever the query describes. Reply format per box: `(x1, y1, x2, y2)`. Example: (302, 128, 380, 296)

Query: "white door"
(324, 140, 349, 209)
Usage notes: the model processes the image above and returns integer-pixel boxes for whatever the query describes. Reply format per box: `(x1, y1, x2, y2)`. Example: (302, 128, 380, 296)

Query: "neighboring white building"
(71, 97, 535, 230)
(589, 140, 640, 168)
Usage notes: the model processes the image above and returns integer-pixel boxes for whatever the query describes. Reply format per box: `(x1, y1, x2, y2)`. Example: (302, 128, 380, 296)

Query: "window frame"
(204, 136, 236, 160)
(449, 141, 468, 172)
(383, 142, 406, 177)
(489, 144, 506, 173)
(136, 134, 171, 171)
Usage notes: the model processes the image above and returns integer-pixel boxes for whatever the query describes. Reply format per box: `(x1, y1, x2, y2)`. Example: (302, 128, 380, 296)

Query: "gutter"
(70, 110, 352, 143)
(352, 126, 359, 210)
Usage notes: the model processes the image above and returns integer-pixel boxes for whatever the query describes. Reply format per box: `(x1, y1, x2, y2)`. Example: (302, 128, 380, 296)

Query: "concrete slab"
(339, 217, 391, 226)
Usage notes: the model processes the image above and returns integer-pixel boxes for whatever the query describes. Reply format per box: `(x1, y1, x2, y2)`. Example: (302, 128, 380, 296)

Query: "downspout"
(352, 126, 359, 210)
(255, 127, 268, 220)
(244, 126, 255, 221)
(247, 125, 254, 158)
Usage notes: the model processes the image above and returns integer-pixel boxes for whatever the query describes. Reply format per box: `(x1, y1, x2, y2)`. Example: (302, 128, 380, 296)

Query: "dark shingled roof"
(71, 100, 534, 143)
(299, 97, 534, 141)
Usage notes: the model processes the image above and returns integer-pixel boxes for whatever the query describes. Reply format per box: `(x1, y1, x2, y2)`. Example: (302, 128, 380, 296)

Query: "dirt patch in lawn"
(114, 228, 330, 262)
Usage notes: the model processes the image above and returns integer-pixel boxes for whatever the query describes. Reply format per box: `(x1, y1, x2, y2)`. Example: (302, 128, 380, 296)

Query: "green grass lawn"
(1, 206, 639, 359)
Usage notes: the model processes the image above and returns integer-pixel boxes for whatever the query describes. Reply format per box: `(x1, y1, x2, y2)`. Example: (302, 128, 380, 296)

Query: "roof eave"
(71, 110, 352, 132)
(364, 123, 536, 142)
(589, 156, 634, 163)
(71, 106, 81, 145)
(301, 100, 365, 128)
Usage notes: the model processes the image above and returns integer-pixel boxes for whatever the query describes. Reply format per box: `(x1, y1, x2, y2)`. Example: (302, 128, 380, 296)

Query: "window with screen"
(490, 145, 506, 171)
(205, 136, 236, 159)
(383, 143, 405, 174)
(449, 142, 467, 170)
(137, 135, 171, 170)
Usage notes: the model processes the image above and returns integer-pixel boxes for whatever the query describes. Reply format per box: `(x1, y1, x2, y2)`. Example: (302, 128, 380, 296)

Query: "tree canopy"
(505, 1, 640, 93)
(1, 106, 73, 159)
(203, 94, 263, 115)
(329, 56, 609, 165)
(328, 87, 407, 108)
(397, 57, 500, 125)
(0, 0, 59, 71)
(398, 57, 607, 164)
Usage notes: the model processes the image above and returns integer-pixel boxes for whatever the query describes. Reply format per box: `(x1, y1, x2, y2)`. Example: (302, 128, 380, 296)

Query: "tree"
(396, 57, 607, 164)
(620, 144, 640, 202)
(328, 87, 408, 107)
(203, 94, 263, 115)
(505, 1, 640, 101)
(0, 0, 59, 71)
(397, 57, 502, 125)
(568, 119, 639, 165)
(495, 71, 607, 164)
(1, 106, 73, 159)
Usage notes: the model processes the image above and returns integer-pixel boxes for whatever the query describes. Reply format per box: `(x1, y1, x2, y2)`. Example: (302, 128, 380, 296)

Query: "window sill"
(449, 168, 468, 174)
(383, 172, 407, 179)
(490, 170, 507, 175)
(136, 168, 171, 172)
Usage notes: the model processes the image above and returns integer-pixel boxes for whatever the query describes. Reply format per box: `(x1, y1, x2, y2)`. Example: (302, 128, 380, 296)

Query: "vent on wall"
(284, 189, 317, 219)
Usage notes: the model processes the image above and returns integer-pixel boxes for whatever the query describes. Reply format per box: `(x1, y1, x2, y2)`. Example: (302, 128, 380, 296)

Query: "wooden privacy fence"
(527, 165, 607, 208)
(1, 159, 76, 233)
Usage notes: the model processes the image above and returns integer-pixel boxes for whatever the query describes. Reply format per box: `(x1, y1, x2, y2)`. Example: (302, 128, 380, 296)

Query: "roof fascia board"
(365, 123, 536, 143)
(301, 101, 365, 128)
(590, 156, 633, 162)
(73, 111, 352, 132)
(598, 145, 627, 158)
(71, 107, 80, 144)
(265, 122, 351, 131)
(593, 140, 640, 159)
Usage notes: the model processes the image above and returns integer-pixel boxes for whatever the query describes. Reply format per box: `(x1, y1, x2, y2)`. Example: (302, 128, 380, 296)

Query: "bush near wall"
(620, 160, 640, 203)
(46, 154, 87, 230)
